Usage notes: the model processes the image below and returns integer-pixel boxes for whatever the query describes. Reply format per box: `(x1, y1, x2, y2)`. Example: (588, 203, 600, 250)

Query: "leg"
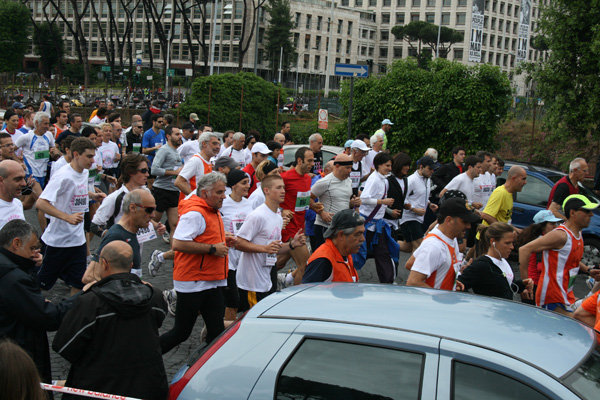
(160, 290, 203, 354)
(311, 225, 326, 251)
(291, 244, 310, 285)
(373, 233, 394, 283)
(411, 237, 423, 252)
(224, 271, 239, 321)
(199, 288, 225, 344)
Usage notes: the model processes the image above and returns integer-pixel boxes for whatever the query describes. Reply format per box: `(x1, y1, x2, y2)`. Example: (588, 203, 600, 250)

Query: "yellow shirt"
(482, 184, 513, 226)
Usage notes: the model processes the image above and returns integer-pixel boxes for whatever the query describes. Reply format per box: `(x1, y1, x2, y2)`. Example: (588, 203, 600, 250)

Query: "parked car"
(169, 283, 599, 399)
(282, 144, 344, 166)
(501, 161, 600, 266)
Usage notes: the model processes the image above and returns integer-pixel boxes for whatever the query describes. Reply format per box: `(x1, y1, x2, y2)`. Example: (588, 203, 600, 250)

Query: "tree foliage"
(325, 58, 511, 160)
(263, 0, 296, 73)
(180, 72, 279, 135)
(0, 1, 32, 73)
(33, 22, 64, 77)
(392, 21, 464, 67)
(520, 1, 600, 140)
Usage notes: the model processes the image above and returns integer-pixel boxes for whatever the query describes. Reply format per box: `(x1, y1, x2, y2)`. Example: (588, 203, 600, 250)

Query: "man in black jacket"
(431, 146, 465, 199)
(0, 219, 79, 387)
(53, 240, 168, 400)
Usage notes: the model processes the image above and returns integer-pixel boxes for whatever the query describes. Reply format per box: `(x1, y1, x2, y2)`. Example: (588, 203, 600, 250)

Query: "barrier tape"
(41, 383, 143, 400)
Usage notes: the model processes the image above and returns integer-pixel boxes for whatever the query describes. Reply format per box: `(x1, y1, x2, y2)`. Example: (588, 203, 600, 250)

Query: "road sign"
(318, 109, 328, 130)
(147, 75, 153, 80)
(185, 68, 193, 77)
(167, 69, 175, 77)
(135, 65, 142, 72)
(136, 58, 142, 65)
(101, 66, 111, 72)
(334, 63, 369, 78)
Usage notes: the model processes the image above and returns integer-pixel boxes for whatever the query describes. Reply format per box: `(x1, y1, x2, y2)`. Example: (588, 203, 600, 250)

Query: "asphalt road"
(29, 207, 592, 390)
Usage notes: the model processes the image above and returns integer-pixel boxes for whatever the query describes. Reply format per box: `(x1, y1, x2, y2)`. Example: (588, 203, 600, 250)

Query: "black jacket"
(384, 174, 408, 221)
(0, 247, 78, 384)
(52, 272, 168, 400)
(457, 255, 526, 300)
(431, 161, 463, 198)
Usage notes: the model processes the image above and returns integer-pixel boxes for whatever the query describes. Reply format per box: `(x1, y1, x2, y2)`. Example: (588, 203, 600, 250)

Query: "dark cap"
(438, 198, 480, 223)
(226, 168, 248, 188)
(417, 156, 435, 168)
(181, 122, 196, 131)
(323, 209, 365, 239)
(214, 156, 239, 171)
(11, 102, 24, 109)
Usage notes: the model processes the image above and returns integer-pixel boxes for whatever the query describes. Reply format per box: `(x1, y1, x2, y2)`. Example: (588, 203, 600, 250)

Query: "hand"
(225, 233, 237, 248)
(115, 153, 121, 161)
(381, 198, 394, 206)
(404, 202, 412, 210)
(213, 242, 229, 257)
(522, 278, 534, 292)
(106, 175, 118, 185)
(590, 269, 600, 280)
(82, 281, 97, 292)
(429, 203, 438, 212)
(90, 192, 106, 202)
(460, 258, 473, 273)
(65, 212, 84, 225)
(282, 209, 294, 220)
(350, 195, 361, 208)
(31, 249, 42, 267)
(155, 222, 166, 236)
(293, 228, 306, 248)
(26, 176, 36, 186)
(312, 202, 324, 213)
(319, 210, 333, 223)
(472, 202, 483, 210)
(390, 209, 402, 218)
(155, 144, 162, 150)
(49, 147, 59, 157)
(455, 281, 465, 291)
(412, 207, 426, 216)
(521, 289, 533, 300)
(264, 240, 282, 254)
(174, 166, 183, 174)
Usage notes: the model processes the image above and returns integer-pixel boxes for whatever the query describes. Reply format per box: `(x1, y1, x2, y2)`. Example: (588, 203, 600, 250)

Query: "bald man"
(0, 160, 27, 229)
(310, 153, 361, 250)
(481, 165, 528, 231)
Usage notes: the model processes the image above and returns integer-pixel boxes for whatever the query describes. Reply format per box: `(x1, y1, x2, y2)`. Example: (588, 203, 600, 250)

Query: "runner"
(174, 131, 219, 201)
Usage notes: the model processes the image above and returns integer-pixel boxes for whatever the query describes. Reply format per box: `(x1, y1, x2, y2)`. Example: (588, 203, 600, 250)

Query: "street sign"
(136, 58, 142, 65)
(147, 75, 153, 80)
(167, 69, 175, 77)
(135, 65, 142, 72)
(101, 66, 111, 72)
(185, 68, 193, 77)
(318, 109, 328, 130)
(334, 63, 369, 78)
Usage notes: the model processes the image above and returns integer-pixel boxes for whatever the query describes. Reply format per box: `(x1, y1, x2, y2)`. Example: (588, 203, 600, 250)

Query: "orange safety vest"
(173, 195, 228, 282)
(424, 233, 458, 291)
(306, 238, 359, 283)
(178, 154, 212, 202)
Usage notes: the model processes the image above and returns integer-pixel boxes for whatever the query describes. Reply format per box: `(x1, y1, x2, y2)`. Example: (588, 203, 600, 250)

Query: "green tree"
(520, 1, 600, 140)
(0, 1, 32, 73)
(325, 58, 511, 160)
(33, 22, 64, 78)
(180, 72, 279, 135)
(263, 0, 296, 75)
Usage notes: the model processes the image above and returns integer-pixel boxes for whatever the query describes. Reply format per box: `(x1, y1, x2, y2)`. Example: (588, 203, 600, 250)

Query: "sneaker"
(163, 289, 177, 316)
(586, 278, 596, 291)
(162, 231, 170, 244)
(148, 250, 163, 277)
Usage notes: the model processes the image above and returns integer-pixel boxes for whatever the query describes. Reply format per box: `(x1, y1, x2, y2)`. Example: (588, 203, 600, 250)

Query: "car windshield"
(547, 174, 563, 184)
(579, 184, 600, 203)
(562, 346, 600, 398)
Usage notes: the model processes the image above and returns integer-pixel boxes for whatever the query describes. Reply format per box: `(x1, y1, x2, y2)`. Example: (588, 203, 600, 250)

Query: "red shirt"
(281, 168, 311, 241)
(242, 163, 257, 196)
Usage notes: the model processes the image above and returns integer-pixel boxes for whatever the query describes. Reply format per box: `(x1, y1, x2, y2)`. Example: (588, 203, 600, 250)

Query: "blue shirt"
(142, 128, 165, 164)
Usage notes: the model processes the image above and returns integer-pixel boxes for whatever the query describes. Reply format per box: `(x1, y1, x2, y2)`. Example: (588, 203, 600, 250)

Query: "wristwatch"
(209, 245, 216, 255)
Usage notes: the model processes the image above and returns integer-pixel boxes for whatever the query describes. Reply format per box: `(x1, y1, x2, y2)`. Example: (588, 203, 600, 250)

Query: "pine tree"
(263, 0, 296, 73)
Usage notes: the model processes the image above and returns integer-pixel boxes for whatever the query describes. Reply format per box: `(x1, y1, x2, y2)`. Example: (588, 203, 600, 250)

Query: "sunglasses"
(134, 204, 156, 214)
(576, 208, 594, 214)
(137, 168, 149, 174)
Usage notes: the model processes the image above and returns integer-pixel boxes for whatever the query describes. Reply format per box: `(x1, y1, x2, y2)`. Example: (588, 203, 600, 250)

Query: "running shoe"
(163, 289, 177, 316)
(162, 231, 170, 244)
(586, 278, 596, 291)
(148, 250, 163, 277)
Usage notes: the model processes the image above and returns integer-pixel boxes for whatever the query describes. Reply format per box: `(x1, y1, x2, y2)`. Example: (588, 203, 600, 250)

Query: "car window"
(562, 347, 600, 399)
(515, 175, 551, 207)
(276, 338, 423, 400)
(453, 361, 550, 400)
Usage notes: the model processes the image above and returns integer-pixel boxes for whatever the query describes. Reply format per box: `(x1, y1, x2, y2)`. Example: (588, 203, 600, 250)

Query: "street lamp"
(209, 0, 220, 75)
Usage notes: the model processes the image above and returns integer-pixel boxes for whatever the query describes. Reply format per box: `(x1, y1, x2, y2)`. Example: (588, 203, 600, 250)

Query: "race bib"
(133, 143, 141, 153)
(350, 171, 361, 188)
(295, 190, 311, 212)
(137, 222, 157, 244)
(71, 194, 89, 213)
(231, 216, 245, 235)
(568, 268, 579, 292)
(265, 252, 277, 266)
(35, 150, 49, 160)
(278, 153, 284, 168)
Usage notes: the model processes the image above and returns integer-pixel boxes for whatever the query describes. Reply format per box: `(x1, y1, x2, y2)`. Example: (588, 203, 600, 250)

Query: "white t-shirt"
(221, 196, 254, 271)
(179, 154, 210, 187)
(89, 115, 105, 124)
(311, 173, 352, 227)
(244, 148, 252, 166)
(363, 149, 380, 172)
(445, 172, 475, 204)
(40, 165, 89, 247)
(248, 183, 265, 209)
(472, 171, 495, 208)
(0, 198, 24, 229)
(40, 101, 52, 117)
(177, 140, 200, 163)
(411, 227, 461, 289)
(172, 210, 227, 292)
(486, 255, 514, 286)
(50, 156, 68, 181)
(359, 171, 389, 228)
(2, 128, 23, 145)
(15, 131, 55, 178)
(221, 146, 247, 168)
(98, 140, 119, 169)
(236, 203, 282, 292)
(400, 171, 431, 224)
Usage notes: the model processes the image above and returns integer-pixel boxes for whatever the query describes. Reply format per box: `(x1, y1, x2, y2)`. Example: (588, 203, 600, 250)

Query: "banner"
(517, 0, 532, 63)
(468, 0, 485, 62)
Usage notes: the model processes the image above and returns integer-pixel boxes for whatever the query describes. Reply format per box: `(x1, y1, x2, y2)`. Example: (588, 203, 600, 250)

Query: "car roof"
(504, 160, 564, 177)
(283, 144, 344, 154)
(251, 283, 594, 378)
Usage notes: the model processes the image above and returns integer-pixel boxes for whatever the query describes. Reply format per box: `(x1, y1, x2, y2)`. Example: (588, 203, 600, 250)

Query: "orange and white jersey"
(536, 225, 583, 307)
(412, 228, 462, 291)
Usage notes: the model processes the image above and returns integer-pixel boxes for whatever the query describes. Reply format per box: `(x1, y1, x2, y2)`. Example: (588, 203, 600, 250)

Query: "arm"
(481, 212, 498, 225)
(36, 198, 83, 225)
(172, 238, 228, 257)
(574, 307, 597, 328)
(518, 230, 567, 279)
(150, 149, 168, 176)
(406, 270, 431, 288)
(174, 175, 192, 195)
(52, 297, 95, 364)
(548, 201, 567, 221)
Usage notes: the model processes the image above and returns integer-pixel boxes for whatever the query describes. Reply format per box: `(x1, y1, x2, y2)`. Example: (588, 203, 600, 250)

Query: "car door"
(436, 339, 579, 400)
(511, 173, 553, 228)
(248, 320, 440, 399)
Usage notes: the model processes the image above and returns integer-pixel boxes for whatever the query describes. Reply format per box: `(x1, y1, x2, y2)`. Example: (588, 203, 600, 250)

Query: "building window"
(397, 0, 405, 5)
(370, 30, 375, 40)
(356, 0, 363, 6)
(223, 25, 231, 40)
(443, 0, 451, 6)
(441, 12, 450, 25)
(454, 48, 463, 60)
(222, 45, 230, 62)
(305, 34, 311, 49)
(347, 21, 353, 35)
(346, 40, 352, 54)
(361, 46, 367, 55)
(306, 14, 312, 29)
(383, 0, 391, 5)
(456, 12, 466, 25)
(369, 0, 377, 6)
(458, 0, 467, 6)
(380, 47, 388, 57)
(295, 13, 300, 28)
(396, 13, 405, 24)
(314, 55, 320, 70)
(303, 54, 309, 69)
(427, 0, 435, 6)
(381, 30, 389, 40)
(412, 0, 420, 6)
(336, 38, 342, 52)
(317, 16, 322, 30)
(500, 1, 505, 13)
(393, 47, 402, 58)
(410, 13, 420, 22)
(426, 13, 435, 23)
(294, 32, 299, 48)
(233, 23, 242, 38)
(368, 47, 374, 56)
(316, 36, 321, 50)
(337, 20, 343, 34)
(381, 13, 390, 24)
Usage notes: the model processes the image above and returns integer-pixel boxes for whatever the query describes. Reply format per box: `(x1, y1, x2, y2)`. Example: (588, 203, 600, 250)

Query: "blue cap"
(12, 102, 24, 109)
(381, 118, 394, 125)
(533, 210, 563, 224)
(344, 140, 354, 148)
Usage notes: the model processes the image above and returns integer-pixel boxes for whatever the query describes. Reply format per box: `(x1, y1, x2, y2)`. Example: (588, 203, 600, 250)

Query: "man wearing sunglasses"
(519, 194, 600, 315)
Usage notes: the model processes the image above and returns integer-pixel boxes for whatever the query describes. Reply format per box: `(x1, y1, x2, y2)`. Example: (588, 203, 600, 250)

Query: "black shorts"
(223, 270, 240, 309)
(152, 186, 179, 212)
(400, 220, 425, 243)
(38, 243, 87, 290)
(238, 288, 270, 312)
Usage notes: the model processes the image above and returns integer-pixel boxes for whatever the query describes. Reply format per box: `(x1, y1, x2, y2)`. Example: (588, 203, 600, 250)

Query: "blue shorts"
(541, 303, 573, 313)
(38, 243, 87, 290)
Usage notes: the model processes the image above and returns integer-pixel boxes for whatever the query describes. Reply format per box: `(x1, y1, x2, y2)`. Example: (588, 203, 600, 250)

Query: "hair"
(295, 146, 312, 164)
(224, 130, 235, 140)
(452, 146, 465, 155)
(199, 124, 212, 131)
(244, 135, 255, 148)
(370, 132, 383, 144)
(54, 110, 67, 120)
(151, 113, 163, 123)
(60, 135, 76, 153)
(32, 112, 48, 127)
(373, 152, 392, 170)
(58, 99, 70, 109)
(247, 129, 260, 142)
(475, 150, 492, 160)
(0, 133, 11, 141)
(164, 125, 175, 137)
(96, 107, 107, 118)
(164, 114, 174, 124)
(261, 174, 283, 190)
(0, 219, 37, 249)
(232, 131, 245, 141)
(476, 222, 515, 256)
(281, 121, 289, 129)
(355, 134, 369, 142)
(255, 160, 277, 182)
(122, 189, 143, 215)
(107, 112, 121, 123)
(196, 171, 227, 195)
(100, 122, 112, 133)
(120, 154, 147, 184)
(516, 222, 548, 249)
(391, 152, 412, 178)
(198, 131, 218, 146)
(569, 157, 586, 173)
(22, 110, 34, 121)
(266, 140, 282, 152)
(70, 137, 96, 156)
(0, 339, 46, 400)
(100, 242, 133, 272)
(496, 157, 505, 168)
(308, 133, 322, 143)
(68, 113, 82, 124)
(424, 148, 438, 161)
(464, 155, 483, 170)
(81, 126, 97, 138)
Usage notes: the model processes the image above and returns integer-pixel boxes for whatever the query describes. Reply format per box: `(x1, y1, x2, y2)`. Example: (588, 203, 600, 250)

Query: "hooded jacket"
(0, 247, 78, 384)
(52, 272, 168, 400)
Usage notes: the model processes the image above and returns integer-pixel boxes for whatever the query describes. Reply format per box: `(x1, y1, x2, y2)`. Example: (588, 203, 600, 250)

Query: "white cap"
(251, 142, 271, 154)
(351, 140, 369, 151)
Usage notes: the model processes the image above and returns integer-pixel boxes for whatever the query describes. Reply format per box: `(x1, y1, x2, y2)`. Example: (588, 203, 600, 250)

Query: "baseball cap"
(533, 210, 563, 224)
(189, 113, 199, 122)
(417, 156, 435, 168)
(350, 140, 369, 152)
(181, 122, 196, 131)
(381, 118, 394, 125)
(12, 102, 25, 109)
(323, 209, 365, 239)
(251, 142, 271, 154)
(344, 140, 354, 148)
(563, 194, 599, 218)
(438, 198, 480, 223)
(214, 156, 239, 170)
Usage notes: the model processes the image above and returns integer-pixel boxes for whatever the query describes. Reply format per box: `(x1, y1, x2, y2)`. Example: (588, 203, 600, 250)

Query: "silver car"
(169, 283, 600, 399)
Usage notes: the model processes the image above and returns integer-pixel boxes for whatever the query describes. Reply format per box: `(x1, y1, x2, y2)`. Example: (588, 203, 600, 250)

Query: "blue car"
(169, 283, 600, 399)
(502, 161, 600, 266)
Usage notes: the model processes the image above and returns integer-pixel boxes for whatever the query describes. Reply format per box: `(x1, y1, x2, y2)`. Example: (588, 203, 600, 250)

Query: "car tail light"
(168, 317, 243, 399)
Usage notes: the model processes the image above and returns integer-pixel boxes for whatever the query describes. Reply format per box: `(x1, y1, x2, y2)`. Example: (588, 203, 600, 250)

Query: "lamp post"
(209, 0, 220, 75)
